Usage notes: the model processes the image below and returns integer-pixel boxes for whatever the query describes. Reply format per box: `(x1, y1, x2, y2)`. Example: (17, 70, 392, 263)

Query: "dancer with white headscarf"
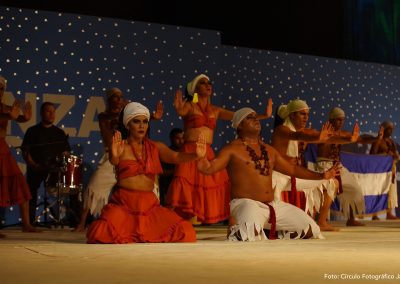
(167, 74, 273, 225)
(271, 99, 341, 231)
(87, 102, 206, 244)
(74, 88, 163, 232)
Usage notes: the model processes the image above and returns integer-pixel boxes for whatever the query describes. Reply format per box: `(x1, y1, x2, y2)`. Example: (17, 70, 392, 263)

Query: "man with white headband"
(168, 73, 273, 225)
(87, 102, 207, 244)
(74, 88, 163, 232)
(370, 120, 399, 220)
(271, 99, 342, 231)
(198, 107, 341, 241)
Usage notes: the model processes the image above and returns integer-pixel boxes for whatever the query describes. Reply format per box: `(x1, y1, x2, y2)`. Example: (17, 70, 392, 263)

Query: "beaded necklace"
(241, 138, 270, 176)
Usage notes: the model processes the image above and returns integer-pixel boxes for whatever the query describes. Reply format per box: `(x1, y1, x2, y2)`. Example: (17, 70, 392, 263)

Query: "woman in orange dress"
(166, 74, 272, 224)
(87, 102, 206, 243)
(0, 76, 38, 234)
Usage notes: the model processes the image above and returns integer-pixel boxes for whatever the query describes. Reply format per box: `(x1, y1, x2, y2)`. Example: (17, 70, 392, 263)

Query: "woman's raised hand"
(111, 131, 125, 158)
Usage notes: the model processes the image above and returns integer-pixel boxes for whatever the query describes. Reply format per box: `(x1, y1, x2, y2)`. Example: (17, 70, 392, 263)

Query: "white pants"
(229, 198, 323, 241)
(315, 160, 365, 217)
(272, 171, 336, 215)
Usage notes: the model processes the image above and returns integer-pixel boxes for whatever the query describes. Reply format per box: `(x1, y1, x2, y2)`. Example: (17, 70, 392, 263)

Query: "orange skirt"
(166, 143, 230, 224)
(0, 139, 31, 207)
(86, 188, 196, 244)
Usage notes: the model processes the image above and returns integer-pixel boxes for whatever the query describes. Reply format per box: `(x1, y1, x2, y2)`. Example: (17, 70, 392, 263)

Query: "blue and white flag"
(305, 145, 394, 214)
(337, 152, 393, 213)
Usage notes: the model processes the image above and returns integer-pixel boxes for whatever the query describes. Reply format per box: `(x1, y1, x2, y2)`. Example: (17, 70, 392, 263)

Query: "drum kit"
(38, 154, 83, 227)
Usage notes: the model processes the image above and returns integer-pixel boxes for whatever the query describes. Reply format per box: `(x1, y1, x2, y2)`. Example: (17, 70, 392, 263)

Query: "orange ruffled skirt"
(86, 188, 196, 244)
(0, 139, 31, 206)
(166, 142, 230, 224)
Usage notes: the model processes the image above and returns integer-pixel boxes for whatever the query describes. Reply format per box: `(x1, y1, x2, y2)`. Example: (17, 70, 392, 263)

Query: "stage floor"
(1, 220, 400, 284)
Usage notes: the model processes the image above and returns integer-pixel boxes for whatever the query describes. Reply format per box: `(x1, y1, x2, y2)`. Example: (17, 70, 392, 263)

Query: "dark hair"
(273, 108, 284, 129)
(169, 128, 183, 139)
(40, 102, 55, 114)
(184, 86, 193, 102)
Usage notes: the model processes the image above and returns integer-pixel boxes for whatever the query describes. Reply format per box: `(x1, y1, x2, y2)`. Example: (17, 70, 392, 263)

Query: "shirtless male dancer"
(198, 107, 340, 241)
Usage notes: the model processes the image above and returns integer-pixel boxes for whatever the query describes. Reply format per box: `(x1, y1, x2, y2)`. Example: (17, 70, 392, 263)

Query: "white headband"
(232, 107, 256, 129)
(278, 99, 309, 119)
(328, 107, 345, 119)
(123, 102, 150, 128)
(186, 74, 209, 96)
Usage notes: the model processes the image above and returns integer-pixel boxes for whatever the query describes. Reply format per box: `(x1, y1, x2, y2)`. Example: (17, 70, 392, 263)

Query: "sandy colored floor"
(1, 220, 400, 284)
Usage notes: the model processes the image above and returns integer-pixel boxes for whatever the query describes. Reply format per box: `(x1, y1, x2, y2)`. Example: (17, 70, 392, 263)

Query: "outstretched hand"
(318, 122, 334, 142)
(350, 123, 360, 142)
(9, 100, 21, 120)
(111, 131, 125, 158)
(22, 101, 32, 121)
(197, 157, 210, 173)
(152, 101, 163, 120)
(264, 98, 273, 118)
(173, 89, 187, 113)
(323, 162, 342, 179)
(195, 131, 207, 159)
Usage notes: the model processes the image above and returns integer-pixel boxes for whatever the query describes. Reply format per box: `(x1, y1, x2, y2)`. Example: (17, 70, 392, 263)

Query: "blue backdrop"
(1, 6, 399, 225)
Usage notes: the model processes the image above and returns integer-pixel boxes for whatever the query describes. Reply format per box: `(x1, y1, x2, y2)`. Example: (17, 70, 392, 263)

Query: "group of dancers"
(0, 73, 398, 242)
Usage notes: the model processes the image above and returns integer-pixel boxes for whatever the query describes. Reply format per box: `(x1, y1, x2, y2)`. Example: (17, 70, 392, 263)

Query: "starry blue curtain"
(1, 6, 400, 225)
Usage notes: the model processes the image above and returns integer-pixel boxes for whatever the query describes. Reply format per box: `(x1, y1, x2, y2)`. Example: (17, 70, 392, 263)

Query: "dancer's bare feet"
(386, 212, 398, 220)
(372, 215, 380, 220)
(72, 224, 86, 232)
(22, 225, 42, 232)
(346, 219, 365, 226)
(190, 216, 202, 226)
(318, 222, 340, 231)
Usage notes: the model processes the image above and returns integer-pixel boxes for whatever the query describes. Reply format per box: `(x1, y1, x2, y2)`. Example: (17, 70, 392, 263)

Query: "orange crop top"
(184, 114, 216, 130)
(183, 103, 216, 130)
(116, 139, 163, 181)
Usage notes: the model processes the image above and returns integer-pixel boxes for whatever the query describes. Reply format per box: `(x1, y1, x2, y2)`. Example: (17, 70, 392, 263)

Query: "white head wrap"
(277, 99, 309, 119)
(328, 107, 345, 119)
(186, 74, 209, 96)
(277, 99, 308, 158)
(123, 102, 150, 128)
(232, 107, 256, 129)
(105, 87, 122, 99)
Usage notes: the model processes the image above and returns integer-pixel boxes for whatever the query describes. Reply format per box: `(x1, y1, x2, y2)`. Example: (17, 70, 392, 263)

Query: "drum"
(45, 154, 83, 196)
(62, 155, 83, 194)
